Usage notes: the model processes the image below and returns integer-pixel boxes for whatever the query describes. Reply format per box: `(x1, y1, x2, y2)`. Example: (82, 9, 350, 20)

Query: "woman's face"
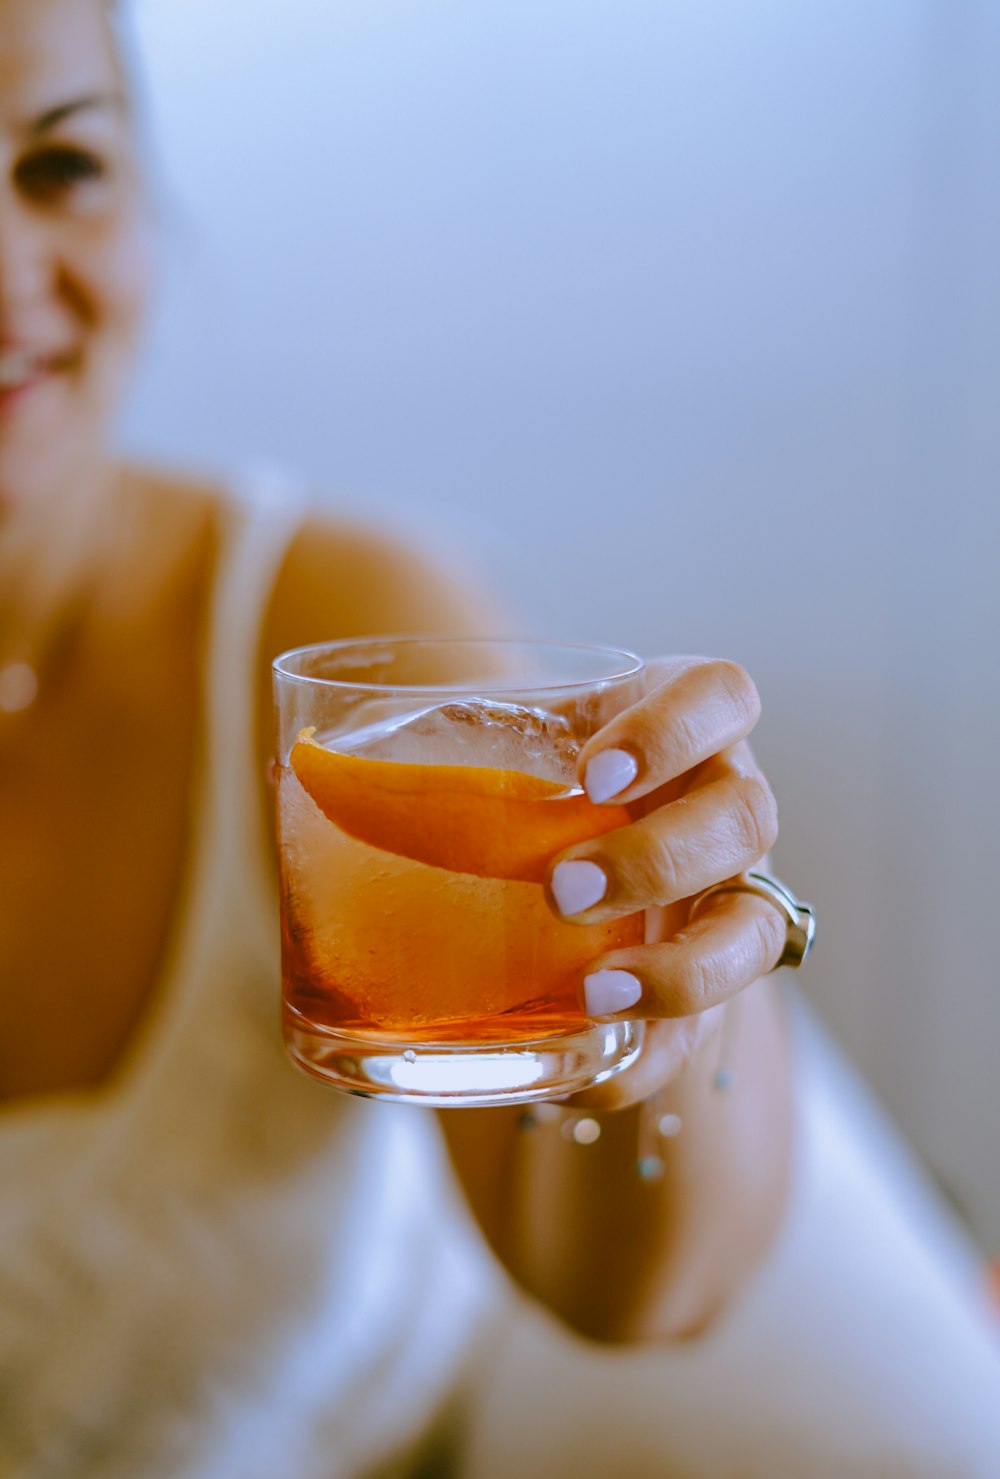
(0, 0, 151, 522)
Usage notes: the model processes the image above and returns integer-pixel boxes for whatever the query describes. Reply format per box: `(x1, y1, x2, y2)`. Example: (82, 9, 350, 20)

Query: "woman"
(12, 1, 980, 1475)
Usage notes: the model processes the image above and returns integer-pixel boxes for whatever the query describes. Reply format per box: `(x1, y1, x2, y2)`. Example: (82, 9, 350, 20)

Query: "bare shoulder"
(116, 459, 223, 521)
(111, 461, 225, 588)
(254, 508, 506, 816)
(114, 464, 505, 665)
(260, 508, 502, 663)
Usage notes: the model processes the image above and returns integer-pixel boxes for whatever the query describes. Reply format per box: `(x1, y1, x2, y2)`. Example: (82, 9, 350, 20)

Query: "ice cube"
(337, 699, 581, 785)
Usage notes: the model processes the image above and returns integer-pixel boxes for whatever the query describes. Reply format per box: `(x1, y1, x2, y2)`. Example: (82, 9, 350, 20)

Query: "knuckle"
(755, 905, 787, 970)
(674, 948, 724, 1013)
(644, 829, 686, 901)
(712, 660, 762, 730)
(731, 774, 779, 857)
(634, 688, 702, 776)
(660, 705, 705, 770)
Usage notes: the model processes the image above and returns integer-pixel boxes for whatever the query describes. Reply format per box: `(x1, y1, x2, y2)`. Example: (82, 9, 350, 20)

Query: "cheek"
(108, 223, 155, 342)
(78, 217, 155, 357)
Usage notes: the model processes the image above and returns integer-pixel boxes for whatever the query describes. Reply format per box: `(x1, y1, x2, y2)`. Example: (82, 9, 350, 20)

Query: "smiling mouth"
(0, 348, 73, 393)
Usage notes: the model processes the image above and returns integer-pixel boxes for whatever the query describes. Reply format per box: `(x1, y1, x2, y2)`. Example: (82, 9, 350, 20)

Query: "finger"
(577, 657, 761, 806)
(547, 747, 778, 922)
(565, 1011, 727, 1113)
(577, 889, 787, 1020)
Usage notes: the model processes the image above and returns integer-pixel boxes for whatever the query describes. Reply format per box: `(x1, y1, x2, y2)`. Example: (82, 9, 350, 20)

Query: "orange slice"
(290, 728, 629, 882)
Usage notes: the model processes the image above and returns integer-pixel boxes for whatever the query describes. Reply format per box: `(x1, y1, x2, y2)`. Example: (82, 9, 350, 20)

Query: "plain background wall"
(120, 0, 1000, 1251)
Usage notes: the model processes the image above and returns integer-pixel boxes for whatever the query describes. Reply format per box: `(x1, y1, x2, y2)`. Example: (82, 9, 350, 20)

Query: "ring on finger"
(688, 869, 816, 971)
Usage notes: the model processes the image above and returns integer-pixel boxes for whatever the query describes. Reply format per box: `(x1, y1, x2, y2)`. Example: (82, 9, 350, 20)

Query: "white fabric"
(0, 477, 499, 1479)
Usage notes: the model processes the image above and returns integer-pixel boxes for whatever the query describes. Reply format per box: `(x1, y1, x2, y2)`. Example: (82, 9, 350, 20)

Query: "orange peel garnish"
(289, 728, 629, 882)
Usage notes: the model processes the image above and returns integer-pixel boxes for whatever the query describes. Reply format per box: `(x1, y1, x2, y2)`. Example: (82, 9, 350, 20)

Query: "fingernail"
(582, 969, 643, 1017)
(551, 860, 607, 917)
(584, 748, 638, 803)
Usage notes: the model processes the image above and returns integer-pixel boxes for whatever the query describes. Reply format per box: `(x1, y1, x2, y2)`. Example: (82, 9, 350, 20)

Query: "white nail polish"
(584, 748, 638, 804)
(583, 969, 642, 1017)
(551, 860, 607, 917)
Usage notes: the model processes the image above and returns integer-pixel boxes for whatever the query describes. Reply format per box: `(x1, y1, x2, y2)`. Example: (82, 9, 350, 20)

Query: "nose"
(0, 191, 51, 316)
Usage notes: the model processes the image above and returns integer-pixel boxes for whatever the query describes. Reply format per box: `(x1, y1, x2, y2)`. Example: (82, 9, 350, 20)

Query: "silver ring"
(688, 869, 816, 970)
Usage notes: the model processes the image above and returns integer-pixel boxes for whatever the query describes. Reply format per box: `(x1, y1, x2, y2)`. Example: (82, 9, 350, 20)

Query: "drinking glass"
(273, 637, 645, 1105)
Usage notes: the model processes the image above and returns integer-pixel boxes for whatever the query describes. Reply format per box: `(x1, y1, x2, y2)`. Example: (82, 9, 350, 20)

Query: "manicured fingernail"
(584, 748, 638, 803)
(582, 969, 643, 1017)
(551, 860, 607, 917)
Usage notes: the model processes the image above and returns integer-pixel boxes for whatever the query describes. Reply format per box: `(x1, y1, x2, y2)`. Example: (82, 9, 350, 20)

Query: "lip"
(0, 370, 52, 417)
(0, 345, 75, 415)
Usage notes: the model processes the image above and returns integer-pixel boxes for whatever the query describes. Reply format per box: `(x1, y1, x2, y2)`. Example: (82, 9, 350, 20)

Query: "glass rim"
(272, 635, 644, 696)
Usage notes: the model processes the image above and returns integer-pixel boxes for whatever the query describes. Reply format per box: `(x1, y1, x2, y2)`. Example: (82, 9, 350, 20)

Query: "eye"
(15, 147, 107, 200)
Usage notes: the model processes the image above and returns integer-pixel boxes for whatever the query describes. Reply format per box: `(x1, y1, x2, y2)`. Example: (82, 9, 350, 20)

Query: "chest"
(0, 635, 202, 1099)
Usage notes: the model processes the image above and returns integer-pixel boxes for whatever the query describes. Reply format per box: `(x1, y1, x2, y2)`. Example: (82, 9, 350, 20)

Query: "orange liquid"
(278, 766, 643, 1045)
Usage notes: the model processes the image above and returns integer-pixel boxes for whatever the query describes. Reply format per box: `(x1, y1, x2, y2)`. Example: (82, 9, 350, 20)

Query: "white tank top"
(0, 475, 499, 1478)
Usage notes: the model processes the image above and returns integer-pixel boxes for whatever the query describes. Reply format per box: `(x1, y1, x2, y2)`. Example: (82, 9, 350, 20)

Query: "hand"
(546, 657, 784, 1110)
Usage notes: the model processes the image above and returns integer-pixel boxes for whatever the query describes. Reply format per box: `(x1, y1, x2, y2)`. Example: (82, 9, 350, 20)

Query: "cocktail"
(273, 638, 646, 1105)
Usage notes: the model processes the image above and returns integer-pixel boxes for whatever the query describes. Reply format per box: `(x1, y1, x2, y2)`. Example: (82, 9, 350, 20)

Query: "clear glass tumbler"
(273, 637, 645, 1106)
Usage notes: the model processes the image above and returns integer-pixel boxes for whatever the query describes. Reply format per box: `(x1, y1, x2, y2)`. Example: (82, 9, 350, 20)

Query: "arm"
(440, 975, 792, 1343)
(259, 522, 795, 1344)
(442, 657, 797, 1344)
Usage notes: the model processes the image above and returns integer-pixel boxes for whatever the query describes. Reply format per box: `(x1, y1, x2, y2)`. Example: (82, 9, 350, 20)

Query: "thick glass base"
(284, 1018, 644, 1107)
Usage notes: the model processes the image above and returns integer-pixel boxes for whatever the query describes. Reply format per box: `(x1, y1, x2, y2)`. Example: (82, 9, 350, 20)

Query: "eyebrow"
(28, 92, 124, 137)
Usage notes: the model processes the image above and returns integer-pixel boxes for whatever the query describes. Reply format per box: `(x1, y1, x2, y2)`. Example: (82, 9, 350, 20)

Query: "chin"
(0, 452, 67, 530)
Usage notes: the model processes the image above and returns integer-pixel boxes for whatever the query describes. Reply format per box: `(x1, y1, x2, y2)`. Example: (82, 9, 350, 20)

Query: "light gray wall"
(121, 1, 1000, 1248)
